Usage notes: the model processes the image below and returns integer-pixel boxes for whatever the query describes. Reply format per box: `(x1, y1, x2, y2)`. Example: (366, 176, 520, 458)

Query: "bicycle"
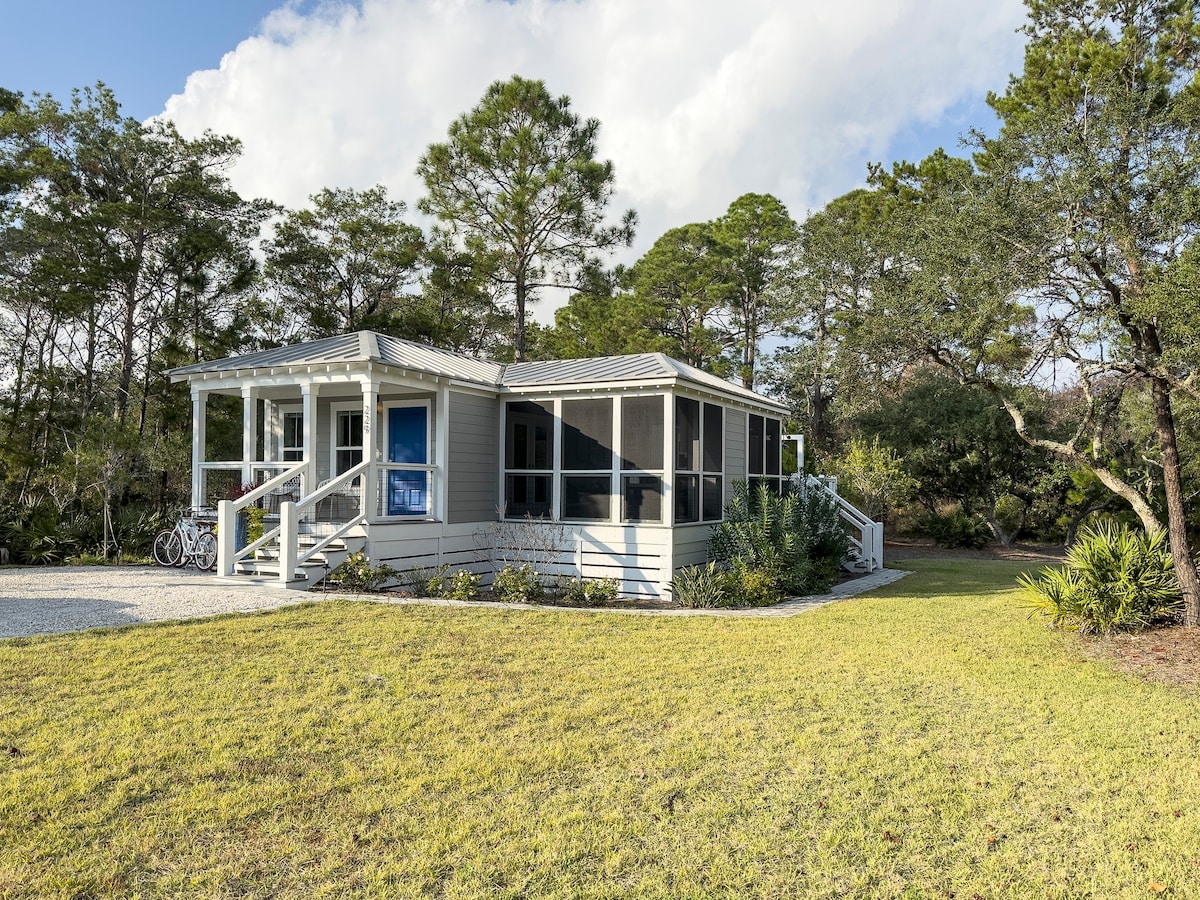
(151, 509, 218, 571)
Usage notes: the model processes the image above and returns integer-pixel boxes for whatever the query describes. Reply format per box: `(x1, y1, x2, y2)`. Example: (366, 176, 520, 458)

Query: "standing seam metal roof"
(169, 331, 784, 409)
(169, 331, 504, 385)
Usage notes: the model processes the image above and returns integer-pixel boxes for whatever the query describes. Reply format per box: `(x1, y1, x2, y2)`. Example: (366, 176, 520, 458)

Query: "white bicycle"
(151, 509, 218, 570)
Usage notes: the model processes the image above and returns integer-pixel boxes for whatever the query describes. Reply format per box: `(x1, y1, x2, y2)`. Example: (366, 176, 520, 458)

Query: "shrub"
(925, 509, 992, 549)
(245, 506, 267, 545)
(492, 564, 545, 604)
(407, 564, 450, 597)
(443, 569, 481, 601)
(669, 562, 732, 609)
(327, 552, 400, 593)
(1019, 523, 1182, 634)
(727, 562, 783, 607)
(709, 480, 849, 596)
(561, 577, 620, 607)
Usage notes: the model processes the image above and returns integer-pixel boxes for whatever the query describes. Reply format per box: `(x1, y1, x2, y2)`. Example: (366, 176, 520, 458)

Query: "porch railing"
(375, 463, 437, 519)
(277, 460, 370, 585)
(216, 462, 307, 577)
(803, 475, 884, 572)
(198, 461, 308, 509)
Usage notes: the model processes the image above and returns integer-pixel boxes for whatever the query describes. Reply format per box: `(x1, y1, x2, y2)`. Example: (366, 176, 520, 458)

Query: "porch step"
(232, 536, 363, 589)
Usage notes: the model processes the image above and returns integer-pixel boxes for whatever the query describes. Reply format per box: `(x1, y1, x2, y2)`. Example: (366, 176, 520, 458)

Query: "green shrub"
(492, 564, 545, 604)
(709, 480, 849, 596)
(443, 569, 481, 601)
(669, 562, 732, 609)
(409, 564, 448, 597)
(925, 509, 992, 549)
(246, 506, 267, 544)
(327, 552, 400, 593)
(1019, 523, 1182, 634)
(561, 577, 620, 607)
(727, 562, 782, 607)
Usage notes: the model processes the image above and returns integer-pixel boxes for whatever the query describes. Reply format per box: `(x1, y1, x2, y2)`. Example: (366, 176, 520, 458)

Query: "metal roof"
(169, 331, 503, 385)
(169, 331, 785, 410)
(501, 353, 786, 409)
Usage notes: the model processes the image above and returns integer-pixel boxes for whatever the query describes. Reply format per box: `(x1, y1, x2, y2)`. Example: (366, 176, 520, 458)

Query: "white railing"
(216, 462, 307, 577)
(803, 475, 884, 572)
(277, 460, 370, 585)
(376, 463, 437, 518)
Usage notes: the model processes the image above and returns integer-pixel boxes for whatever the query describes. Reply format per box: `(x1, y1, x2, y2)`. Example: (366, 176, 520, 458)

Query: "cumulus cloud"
(163, 0, 1027, 318)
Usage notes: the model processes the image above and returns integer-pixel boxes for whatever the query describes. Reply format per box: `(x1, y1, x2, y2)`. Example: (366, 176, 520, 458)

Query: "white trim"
(277, 403, 303, 463)
(381, 398, 434, 520)
(329, 400, 365, 478)
(436, 385, 450, 523)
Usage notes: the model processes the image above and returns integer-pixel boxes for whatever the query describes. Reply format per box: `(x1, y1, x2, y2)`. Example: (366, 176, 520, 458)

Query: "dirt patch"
(1078, 627, 1200, 688)
(885, 539, 1066, 564)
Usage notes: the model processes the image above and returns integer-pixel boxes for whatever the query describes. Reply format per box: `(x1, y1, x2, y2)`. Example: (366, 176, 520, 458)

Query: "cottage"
(170, 331, 879, 597)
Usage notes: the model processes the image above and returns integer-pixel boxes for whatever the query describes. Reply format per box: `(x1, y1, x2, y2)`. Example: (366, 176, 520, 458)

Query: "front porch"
(186, 366, 453, 584)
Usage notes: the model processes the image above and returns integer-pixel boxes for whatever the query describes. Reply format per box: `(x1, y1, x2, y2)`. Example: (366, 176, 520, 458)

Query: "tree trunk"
(1151, 376, 1200, 626)
(514, 276, 527, 362)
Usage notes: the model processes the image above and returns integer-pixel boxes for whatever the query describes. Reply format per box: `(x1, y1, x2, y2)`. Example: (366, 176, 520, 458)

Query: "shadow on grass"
(0, 596, 142, 640)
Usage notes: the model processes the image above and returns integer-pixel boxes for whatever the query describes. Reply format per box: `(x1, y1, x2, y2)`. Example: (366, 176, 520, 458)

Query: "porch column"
(302, 383, 319, 495)
(262, 398, 276, 462)
(362, 379, 379, 520)
(191, 388, 208, 509)
(436, 382, 450, 522)
(241, 386, 258, 487)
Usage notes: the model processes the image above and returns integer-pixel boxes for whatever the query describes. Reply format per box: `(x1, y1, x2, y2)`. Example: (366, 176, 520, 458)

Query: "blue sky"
(5, 0, 1026, 321)
(3, 0, 286, 118)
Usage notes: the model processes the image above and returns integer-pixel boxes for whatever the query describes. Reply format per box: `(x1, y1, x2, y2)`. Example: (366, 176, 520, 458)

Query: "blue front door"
(387, 406, 428, 516)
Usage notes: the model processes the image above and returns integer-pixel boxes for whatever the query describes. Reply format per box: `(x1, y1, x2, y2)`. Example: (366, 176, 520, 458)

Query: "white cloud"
(163, 0, 1027, 320)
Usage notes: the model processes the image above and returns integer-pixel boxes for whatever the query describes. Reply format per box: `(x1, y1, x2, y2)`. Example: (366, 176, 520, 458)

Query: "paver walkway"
(0, 565, 911, 639)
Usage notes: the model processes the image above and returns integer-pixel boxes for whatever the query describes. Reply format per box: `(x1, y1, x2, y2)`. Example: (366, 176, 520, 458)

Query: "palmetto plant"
(1019, 523, 1183, 634)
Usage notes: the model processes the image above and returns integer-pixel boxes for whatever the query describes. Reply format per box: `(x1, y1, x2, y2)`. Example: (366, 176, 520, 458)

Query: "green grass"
(2, 559, 1200, 898)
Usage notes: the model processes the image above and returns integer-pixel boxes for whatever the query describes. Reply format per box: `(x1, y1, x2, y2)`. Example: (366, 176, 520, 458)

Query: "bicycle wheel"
(151, 529, 182, 567)
(194, 531, 218, 572)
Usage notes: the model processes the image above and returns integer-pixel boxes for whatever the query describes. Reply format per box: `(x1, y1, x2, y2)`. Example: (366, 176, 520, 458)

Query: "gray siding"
(447, 391, 500, 524)
(725, 408, 746, 505)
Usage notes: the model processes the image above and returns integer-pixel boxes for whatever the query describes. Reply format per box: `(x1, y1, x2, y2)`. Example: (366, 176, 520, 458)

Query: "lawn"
(2, 559, 1200, 898)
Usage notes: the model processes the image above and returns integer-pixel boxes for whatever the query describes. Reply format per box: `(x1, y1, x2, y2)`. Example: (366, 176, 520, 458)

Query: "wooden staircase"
(234, 529, 365, 589)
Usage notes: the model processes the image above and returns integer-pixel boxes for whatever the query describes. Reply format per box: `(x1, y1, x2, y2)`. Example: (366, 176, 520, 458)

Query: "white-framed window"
(504, 400, 554, 517)
(748, 413, 783, 494)
(330, 402, 364, 476)
(620, 394, 665, 524)
(560, 397, 614, 522)
(674, 397, 724, 523)
(280, 407, 303, 462)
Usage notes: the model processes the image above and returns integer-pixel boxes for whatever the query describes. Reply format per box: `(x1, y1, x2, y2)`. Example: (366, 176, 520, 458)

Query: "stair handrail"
(232, 462, 307, 512)
(216, 462, 307, 576)
(277, 459, 371, 585)
(297, 515, 366, 568)
(804, 474, 884, 572)
(293, 460, 370, 512)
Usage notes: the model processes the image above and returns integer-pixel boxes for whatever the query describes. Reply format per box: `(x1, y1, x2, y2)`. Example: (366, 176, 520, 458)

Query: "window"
(334, 409, 363, 475)
(281, 411, 303, 461)
(674, 398, 723, 523)
(621, 395, 664, 523)
(504, 401, 553, 517)
(560, 399, 613, 521)
(747, 413, 783, 492)
(563, 474, 611, 520)
(748, 415, 764, 475)
(623, 474, 662, 523)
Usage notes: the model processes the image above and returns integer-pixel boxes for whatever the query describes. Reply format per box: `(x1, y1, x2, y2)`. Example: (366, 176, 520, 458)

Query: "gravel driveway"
(0, 566, 314, 639)
(0, 564, 912, 641)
